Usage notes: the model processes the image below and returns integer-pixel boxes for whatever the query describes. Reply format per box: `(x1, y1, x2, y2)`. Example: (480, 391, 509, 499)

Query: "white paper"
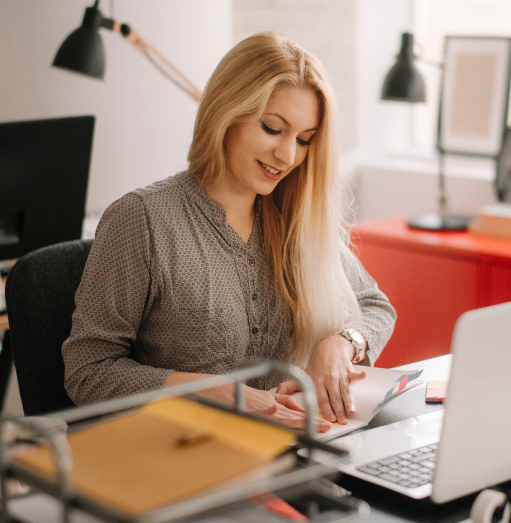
(291, 367, 423, 441)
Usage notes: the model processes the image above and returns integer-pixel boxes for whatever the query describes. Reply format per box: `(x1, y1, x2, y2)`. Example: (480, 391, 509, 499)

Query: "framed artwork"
(438, 36, 511, 157)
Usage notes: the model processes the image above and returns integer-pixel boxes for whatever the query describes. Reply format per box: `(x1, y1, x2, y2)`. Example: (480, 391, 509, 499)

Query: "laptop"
(310, 301, 511, 504)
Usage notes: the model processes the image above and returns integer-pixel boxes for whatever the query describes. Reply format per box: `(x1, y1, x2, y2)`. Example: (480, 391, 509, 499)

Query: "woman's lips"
(258, 161, 283, 181)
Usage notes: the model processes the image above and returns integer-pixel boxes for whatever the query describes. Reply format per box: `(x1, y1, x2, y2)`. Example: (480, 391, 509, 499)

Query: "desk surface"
(5, 355, 483, 523)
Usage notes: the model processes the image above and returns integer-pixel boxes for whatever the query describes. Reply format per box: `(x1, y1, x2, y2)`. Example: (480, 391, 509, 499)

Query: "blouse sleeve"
(341, 231, 397, 366)
(62, 193, 171, 405)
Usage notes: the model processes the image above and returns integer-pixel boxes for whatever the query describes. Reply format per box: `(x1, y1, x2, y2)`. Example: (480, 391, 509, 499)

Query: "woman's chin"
(256, 178, 283, 196)
(257, 187, 277, 197)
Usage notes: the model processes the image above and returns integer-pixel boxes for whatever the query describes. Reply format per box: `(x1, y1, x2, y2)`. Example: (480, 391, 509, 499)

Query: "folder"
(13, 397, 295, 516)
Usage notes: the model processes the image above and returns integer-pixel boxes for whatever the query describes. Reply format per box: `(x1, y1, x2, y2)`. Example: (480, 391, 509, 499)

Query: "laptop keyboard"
(356, 444, 438, 488)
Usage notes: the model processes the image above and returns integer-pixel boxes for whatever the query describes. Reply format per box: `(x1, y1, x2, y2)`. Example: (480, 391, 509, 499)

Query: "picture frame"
(438, 36, 511, 158)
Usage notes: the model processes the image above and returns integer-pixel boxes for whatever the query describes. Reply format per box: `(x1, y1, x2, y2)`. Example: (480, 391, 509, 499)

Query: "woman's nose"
(274, 137, 296, 168)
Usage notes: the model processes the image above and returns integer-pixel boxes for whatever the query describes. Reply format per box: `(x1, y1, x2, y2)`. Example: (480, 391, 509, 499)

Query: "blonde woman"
(63, 32, 396, 432)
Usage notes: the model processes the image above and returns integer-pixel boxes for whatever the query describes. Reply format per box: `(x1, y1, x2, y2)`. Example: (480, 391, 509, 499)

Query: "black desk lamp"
(53, 0, 202, 103)
(381, 32, 469, 231)
(381, 33, 425, 103)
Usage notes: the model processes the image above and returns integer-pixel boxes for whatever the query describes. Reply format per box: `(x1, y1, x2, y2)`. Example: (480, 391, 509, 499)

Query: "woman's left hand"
(276, 335, 367, 425)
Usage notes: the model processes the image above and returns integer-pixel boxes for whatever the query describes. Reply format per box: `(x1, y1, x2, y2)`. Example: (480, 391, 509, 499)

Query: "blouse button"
(251, 293, 258, 301)
(251, 327, 259, 334)
(248, 257, 255, 265)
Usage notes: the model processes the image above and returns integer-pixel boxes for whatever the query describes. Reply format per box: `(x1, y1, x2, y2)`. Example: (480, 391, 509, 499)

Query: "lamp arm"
(101, 18, 202, 103)
(412, 40, 445, 69)
(417, 57, 445, 70)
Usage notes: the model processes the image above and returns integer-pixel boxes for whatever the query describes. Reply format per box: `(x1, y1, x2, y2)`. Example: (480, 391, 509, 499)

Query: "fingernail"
(328, 416, 336, 423)
(338, 417, 348, 425)
(348, 405, 356, 414)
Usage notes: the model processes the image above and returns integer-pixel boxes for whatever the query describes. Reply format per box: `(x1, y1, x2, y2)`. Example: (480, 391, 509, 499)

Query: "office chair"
(0, 333, 13, 413)
(5, 239, 93, 416)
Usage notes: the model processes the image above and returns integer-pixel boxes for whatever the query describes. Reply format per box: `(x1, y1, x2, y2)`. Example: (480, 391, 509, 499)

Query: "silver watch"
(339, 328, 364, 363)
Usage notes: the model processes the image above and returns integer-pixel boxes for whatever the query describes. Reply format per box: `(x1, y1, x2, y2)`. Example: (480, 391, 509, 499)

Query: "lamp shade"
(52, 6, 106, 79)
(381, 33, 426, 103)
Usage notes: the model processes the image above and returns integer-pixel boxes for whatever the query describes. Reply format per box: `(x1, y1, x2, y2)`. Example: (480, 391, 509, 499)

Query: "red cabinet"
(352, 217, 511, 368)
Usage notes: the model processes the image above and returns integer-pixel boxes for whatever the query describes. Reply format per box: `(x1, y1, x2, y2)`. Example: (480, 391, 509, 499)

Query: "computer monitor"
(0, 115, 94, 261)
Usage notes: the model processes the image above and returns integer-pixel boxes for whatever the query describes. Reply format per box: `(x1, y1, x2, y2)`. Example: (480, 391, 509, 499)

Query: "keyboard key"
(379, 466, 391, 472)
(398, 473, 412, 479)
(398, 459, 411, 466)
(398, 479, 415, 487)
(379, 473, 403, 483)
(421, 461, 435, 469)
(388, 463, 401, 469)
(377, 456, 401, 465)
(398, 452, 413, 459)
(358, 465, 381, 476)
(409, 452, 435, 463)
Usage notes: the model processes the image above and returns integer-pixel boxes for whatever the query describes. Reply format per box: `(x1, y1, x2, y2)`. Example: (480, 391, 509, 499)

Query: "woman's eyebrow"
(265, 112, 317, 132)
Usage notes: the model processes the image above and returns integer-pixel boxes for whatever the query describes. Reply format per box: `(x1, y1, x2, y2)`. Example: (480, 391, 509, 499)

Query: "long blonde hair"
(188, 32, 361, 367)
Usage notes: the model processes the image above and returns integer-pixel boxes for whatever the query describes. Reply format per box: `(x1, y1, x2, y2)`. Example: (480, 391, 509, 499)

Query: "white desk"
(395, 354, 452, 385)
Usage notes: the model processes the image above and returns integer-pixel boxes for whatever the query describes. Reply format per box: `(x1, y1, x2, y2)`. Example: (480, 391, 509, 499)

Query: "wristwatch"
(333, 328, 365, 363)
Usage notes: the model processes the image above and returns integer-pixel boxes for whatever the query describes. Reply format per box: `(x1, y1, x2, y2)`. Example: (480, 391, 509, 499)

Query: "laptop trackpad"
(313, 411, 444, 469)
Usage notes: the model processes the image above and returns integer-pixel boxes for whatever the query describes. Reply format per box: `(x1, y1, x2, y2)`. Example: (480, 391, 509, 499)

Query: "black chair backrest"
(5, 239, 93, 416)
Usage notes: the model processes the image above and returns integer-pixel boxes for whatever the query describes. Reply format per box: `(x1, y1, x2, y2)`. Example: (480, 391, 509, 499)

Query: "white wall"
(355, 158, 497, 222)
(355, 0, 416, 159)
(0, 0, 232, 217)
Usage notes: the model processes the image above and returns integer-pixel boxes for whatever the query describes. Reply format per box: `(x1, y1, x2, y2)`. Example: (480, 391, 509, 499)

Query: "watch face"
(346, 328, 364, 349)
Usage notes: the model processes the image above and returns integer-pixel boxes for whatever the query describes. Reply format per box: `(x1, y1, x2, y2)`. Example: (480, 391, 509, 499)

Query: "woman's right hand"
(243, 388, 332, 432)
(164, 371, 331, 433)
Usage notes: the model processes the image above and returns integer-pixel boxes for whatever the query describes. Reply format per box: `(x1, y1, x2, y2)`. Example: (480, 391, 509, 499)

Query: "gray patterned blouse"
(62, 171, 396, 405)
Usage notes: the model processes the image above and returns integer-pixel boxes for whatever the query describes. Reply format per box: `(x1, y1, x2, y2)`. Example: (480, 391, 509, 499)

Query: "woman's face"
(224, 87, 320, 198)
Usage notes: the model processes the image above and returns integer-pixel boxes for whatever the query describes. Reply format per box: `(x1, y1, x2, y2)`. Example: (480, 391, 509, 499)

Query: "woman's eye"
(261, 122, 280, 135)
(262, 122, 312, 146)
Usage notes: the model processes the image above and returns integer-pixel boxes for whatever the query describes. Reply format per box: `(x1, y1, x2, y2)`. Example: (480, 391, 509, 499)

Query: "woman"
(62, 32, 396, 432)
